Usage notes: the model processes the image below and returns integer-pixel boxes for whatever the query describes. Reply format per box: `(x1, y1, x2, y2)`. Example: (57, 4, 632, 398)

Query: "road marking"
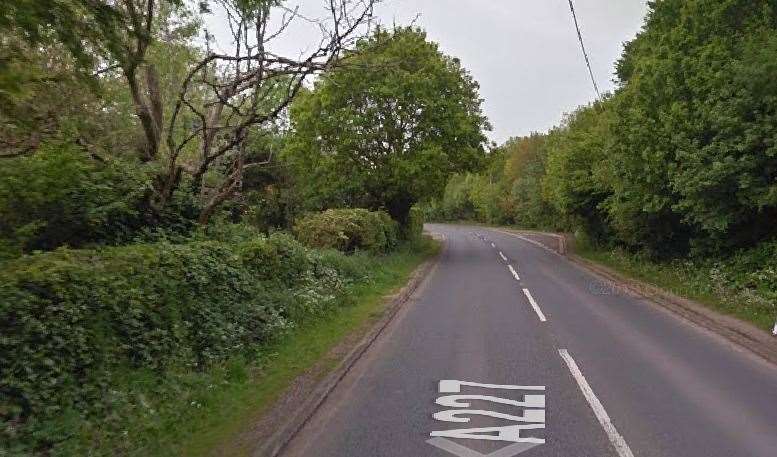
(436, 394, 545, 409)
(558, 350, 635, 457)
(439, 380, 545, 393)
(508, 265, 520, 281)
(521, 289, 547, 322)
(434, 409, 545, 424)
(493, 230, 561, 256)
(430, 380, 545, 456)
(499, 251, 508, 262)
(428, 438, 541, 457)
(491, 242, 496, 248)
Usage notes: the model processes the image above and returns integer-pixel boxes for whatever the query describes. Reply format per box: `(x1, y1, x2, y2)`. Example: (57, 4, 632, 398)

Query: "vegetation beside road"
(2, 3, 485, 455)
(425, 0, 777, 331)
(575, 240, 777, 332)
(1, 221, 436, 456)
(3, 0, 777, 454)
(183, 236, 439, 457)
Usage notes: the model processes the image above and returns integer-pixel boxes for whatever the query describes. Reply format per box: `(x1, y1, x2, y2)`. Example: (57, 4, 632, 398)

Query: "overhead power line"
(567, 0, 601, 100)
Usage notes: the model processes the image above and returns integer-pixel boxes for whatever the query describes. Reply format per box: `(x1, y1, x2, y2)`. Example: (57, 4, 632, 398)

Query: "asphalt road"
(281, 224, 777, 457)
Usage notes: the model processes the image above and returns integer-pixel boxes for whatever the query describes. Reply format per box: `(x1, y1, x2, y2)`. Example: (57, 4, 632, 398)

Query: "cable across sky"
(568, 0, 601, 100)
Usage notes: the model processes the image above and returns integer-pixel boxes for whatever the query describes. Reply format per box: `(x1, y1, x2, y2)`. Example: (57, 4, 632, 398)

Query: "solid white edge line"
(559, 349, 635, 457)
(494, 229, 561, 256)
(508, 264, 521, 281)
(499, 251, 508, 262)
(522, 288, 547, 322)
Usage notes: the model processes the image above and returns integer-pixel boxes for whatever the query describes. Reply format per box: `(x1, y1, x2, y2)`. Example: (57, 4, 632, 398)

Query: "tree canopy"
(286, 27, 490, 224)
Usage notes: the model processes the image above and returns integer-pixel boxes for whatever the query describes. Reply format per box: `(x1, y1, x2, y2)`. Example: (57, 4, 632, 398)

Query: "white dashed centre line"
(499, 251, 508, 262)
(521, 289, 547, 322)
(491, 242, 496, 248)
(559, 349, 635, 457)
(508, 265, 521, 281)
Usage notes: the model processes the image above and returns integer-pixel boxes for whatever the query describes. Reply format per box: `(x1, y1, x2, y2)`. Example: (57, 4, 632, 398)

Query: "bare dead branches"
(160, 0, 378, 222)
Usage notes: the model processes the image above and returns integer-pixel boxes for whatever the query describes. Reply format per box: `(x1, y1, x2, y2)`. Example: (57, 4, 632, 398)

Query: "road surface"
(281, 224, 777, 457)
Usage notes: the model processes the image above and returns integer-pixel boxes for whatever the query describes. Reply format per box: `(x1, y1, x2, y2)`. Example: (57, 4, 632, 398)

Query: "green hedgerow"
(292, 208, 399, 254)
(0, 234, 361, 455)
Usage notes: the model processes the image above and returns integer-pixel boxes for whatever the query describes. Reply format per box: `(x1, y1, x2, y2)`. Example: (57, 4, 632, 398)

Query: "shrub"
(293, 208, 399, 253)
(0, 234, 356, 454)
(0, 142, 152, 259)
(716, 240, 777, 308)
(238, 232, 312, 285)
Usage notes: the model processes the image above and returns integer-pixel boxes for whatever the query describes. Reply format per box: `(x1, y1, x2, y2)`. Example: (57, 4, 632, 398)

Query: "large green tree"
(543, 101, 614, 242)
(286, 27, 490, 225)
(610, 0, 777, 253)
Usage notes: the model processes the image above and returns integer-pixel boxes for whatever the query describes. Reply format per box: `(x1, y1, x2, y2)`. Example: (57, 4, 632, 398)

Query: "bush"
(715, 240, 777, 308)
(293, 208, 399, 253)
(238, 232, 312, 285)
(0, 142, 152, 259)
(0, 234, 357, 454)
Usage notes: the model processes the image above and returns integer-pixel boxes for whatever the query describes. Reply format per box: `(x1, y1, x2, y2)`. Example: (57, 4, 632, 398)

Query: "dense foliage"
(293, 208, 399, 253)
(405, 206, 426, 240)
(609, 0, 777, 254)
(0, 143, 149, 258)
(0, 231, 372, 455)
(286, 27, 489, 225)
(426, 134, 559, 230)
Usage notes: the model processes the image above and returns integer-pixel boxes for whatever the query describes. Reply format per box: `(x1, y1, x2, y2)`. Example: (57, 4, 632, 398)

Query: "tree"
(286, 27, 490, 225)
(610, 0, 777, 253)
(500, 134, 559, 229)
(543, 102, 613, 242)
(0, 0, 169, 160)
(161, 0, 379, 224)
(2, 0, 378, 225)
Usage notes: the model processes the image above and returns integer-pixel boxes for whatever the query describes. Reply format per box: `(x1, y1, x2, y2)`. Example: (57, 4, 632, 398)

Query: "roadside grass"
(574, 241, 776, 332)
(141, 236, 439, 457)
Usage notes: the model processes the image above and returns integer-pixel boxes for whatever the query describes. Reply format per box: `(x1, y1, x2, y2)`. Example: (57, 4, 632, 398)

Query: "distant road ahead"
(282, 224, 777, 457)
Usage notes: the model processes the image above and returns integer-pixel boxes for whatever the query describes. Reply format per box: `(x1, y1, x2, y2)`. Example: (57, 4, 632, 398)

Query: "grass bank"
(574, 240, 776, 332)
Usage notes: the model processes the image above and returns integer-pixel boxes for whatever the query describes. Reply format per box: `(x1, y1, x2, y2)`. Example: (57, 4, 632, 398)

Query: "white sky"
(203, 0, 649, 144)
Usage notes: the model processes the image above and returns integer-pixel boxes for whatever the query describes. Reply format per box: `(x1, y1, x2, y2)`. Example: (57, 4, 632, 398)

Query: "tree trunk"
(386, 195, 414, 233)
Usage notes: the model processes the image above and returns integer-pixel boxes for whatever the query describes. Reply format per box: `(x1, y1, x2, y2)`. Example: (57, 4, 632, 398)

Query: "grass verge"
(574, 242, 776, 332)
(159, 236, 440, 457)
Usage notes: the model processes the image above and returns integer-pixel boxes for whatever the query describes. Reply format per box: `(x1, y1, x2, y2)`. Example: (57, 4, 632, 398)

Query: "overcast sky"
(205, 1, 650, 144)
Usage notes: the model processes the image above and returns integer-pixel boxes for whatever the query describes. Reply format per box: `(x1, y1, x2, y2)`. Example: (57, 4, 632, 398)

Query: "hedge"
(293, 208, 399, 253)
(0, 233, 359, 454)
